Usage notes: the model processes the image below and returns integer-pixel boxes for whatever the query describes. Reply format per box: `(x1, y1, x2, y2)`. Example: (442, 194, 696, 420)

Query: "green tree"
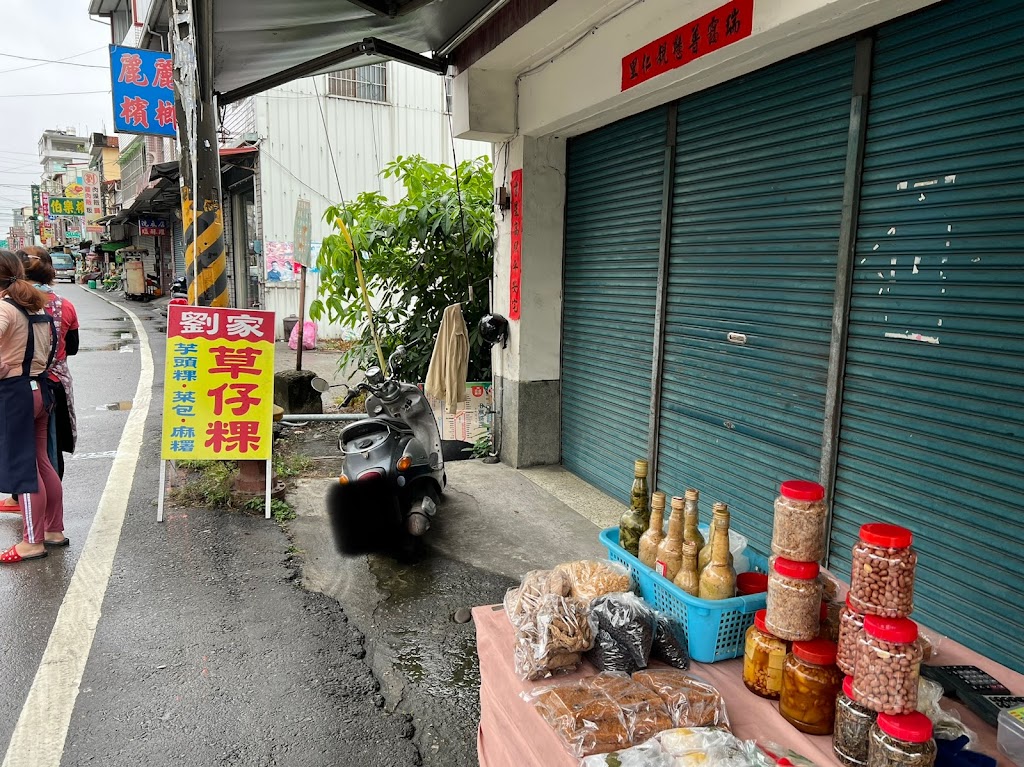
(311, 155, 495, 382)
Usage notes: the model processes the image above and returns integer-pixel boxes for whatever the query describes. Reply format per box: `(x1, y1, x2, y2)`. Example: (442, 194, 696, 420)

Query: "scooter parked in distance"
(316, 346, 446, 555)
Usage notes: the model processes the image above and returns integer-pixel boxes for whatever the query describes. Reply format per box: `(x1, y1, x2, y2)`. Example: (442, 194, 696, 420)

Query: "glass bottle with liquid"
(638, 491, 666, 569)
(673, 540, 700, 597)
(655, 496, 686, 581)
(618, 458, 650, 556)
(699, 502, 737, 600)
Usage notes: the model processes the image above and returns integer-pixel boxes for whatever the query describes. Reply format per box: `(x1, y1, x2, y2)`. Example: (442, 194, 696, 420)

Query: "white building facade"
(221, 63, 488, 338)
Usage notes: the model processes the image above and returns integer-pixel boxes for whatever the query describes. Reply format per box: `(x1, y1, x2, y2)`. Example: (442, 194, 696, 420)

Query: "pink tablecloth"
(475, 604, 1023, 767)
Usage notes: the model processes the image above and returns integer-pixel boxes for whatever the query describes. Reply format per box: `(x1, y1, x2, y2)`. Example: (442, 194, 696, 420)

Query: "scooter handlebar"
(341, 387, 362, 407)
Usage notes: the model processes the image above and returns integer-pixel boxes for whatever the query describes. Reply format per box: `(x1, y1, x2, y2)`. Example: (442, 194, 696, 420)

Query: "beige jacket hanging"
(425, 303, 470, 415)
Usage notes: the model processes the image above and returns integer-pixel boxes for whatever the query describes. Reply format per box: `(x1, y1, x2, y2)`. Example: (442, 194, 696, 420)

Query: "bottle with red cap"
(780, 638, 843, 735)
(853, 615, 923, 715)
(743, 608, 789, 699)
(766, 557, 823, 641)
(834, 675, 877, 767)
(772, 479, 828, 562)
(849, 523, 917, 618)
(867, 712, 936, 767)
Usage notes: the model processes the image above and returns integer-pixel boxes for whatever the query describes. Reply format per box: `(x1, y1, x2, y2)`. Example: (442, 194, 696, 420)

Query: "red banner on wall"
(621, 0, 754, 91)
(509, 168, 523, 320)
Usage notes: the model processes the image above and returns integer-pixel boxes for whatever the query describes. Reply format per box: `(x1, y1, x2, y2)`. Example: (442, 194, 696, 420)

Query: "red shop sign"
(621, 0, 754, 91)
(509, 168, 523, 321)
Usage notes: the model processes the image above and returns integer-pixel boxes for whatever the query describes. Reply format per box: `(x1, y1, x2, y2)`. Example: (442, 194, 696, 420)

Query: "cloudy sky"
(0, 1, 113, 230)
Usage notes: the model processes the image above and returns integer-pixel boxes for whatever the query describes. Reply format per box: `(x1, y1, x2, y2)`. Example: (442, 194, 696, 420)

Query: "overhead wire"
(0, 46, 107, 75)
(0, 90, 110, 98)
(311, 75, 386, 370)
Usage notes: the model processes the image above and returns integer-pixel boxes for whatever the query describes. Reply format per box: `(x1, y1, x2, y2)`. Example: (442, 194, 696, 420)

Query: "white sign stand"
(155, 456, 274, 522)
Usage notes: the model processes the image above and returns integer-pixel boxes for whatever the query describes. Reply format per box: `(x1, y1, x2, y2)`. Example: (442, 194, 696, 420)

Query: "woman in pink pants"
(0, 249, 64, 564)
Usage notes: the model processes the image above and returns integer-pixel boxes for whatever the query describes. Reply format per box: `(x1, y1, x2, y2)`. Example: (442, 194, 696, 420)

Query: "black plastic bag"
(587, 592, 656, 671)
(650, 614, 689, 669)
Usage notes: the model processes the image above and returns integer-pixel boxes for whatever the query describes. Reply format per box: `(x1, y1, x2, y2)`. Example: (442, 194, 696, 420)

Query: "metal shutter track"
(562, 109, 667, 501)
(830, 0, 1024, 672)
(656, 42, 855, 553)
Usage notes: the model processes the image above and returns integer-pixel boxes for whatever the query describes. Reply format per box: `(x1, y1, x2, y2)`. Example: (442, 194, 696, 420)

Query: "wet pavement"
(0, 285, 141, 760)
(3, 285, 624, 766)
(1, 287, 422, 766)
(288, 458, 609, 766)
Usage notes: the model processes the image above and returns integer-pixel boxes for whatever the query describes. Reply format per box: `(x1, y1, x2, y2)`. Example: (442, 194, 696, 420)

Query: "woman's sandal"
(44, 537, 70, 548)
(0, 546, 48, 564)
(0, 497, 20, 514)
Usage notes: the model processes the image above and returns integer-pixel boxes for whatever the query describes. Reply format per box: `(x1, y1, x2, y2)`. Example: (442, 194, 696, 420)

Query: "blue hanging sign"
(110, 45, 177, 137)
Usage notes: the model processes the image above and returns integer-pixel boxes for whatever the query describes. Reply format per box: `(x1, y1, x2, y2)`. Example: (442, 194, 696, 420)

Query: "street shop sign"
(621, 0, 754, 91)
(48, 197, 86, 216)
(109, 44, 176, 137)
(292, 198, 313, 268)
(139, 217, 168, 236)
(160, 305, 275, 462)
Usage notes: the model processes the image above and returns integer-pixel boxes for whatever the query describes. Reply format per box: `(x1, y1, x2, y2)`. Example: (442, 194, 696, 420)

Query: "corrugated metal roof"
(214, 0, 502, 103)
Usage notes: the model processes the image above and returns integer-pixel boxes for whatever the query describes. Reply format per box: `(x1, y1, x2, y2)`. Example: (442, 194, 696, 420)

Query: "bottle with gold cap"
(673, 540, 700, 597)
(654, 495, 686, 581)
(682, 488, 705, 553)
(638, 491, 666, 569)
(698, 503, 733, 573)
(618, 458, 650, 556)
(699, 502, 737, 600)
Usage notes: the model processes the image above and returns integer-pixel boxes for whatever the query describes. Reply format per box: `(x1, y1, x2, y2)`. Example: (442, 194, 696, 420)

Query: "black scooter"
(318, 346, 446, 555)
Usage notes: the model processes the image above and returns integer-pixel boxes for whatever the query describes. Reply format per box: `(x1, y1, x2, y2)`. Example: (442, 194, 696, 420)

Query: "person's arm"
(65, 328, 80, 357)
(63, 301, 80, 356)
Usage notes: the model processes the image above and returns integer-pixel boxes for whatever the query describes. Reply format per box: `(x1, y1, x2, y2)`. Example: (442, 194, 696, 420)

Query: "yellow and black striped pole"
(173, 0, 228, 307)
(181, 192, 228, 306)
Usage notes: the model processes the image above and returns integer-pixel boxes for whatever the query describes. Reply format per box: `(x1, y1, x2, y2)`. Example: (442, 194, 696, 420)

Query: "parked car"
(51, 252, 76, 283)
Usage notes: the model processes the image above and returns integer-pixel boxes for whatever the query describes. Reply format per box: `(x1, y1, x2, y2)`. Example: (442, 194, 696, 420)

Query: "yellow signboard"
(160, 305, 275, 461)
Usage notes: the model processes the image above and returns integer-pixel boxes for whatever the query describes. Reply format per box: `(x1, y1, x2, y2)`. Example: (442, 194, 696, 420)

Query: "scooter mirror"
(310, 377, 330, 393)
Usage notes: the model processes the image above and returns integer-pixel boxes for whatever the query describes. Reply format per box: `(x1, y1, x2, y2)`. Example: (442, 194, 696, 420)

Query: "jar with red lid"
(772, 480, 828, 561)
(836, 596, 865, 676)
(867, 712, 936, 767)
(834, 676, 877, 767)
(743, 609, 789, 699)
(780, 638, 843, 735)
(766, 557, 822, 641)
(849, 523, 916, 617)
(853, 616, 923, 715)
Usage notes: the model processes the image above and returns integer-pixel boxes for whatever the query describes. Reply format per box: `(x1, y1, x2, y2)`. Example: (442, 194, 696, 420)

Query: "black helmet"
(478, 313, 509, 348)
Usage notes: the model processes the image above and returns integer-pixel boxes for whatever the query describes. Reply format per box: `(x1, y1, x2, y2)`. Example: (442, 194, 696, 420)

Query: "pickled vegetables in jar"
(743, 609, 788, 700)
(780, 638, 843, 735)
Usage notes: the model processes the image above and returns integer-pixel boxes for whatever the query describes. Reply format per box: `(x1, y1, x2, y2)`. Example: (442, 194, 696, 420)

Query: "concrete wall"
(456, 0, 942, 140)
(492, 135, 566, 467)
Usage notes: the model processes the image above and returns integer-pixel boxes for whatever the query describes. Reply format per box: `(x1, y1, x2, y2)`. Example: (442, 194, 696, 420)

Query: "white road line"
(3, 294, 154, 767)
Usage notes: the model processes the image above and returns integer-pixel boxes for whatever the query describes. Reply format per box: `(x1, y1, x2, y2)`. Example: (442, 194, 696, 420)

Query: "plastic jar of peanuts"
(772, 480, 828, 561)
(836, 596, 865, 676)
(766, 557, 822, 641)
(853, 616, 922, 715)
(834, 676, 878, 767)
(848, 523, 916, 618)
(867, 712, 937, 767)
(780, 638, 843, 735)
(743, 609, 789, 700)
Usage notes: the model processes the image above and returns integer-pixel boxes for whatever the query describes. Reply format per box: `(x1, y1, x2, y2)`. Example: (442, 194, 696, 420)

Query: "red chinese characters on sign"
(120, 96, 150, 129)
(174, 310, 273, 343)
(621, 0, 754, 91)
(509, 168, 523, 321)
(117, 52, 149, 86)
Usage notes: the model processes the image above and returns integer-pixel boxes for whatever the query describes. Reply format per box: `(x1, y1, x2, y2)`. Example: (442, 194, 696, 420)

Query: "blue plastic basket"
(599, 527, 769, 664)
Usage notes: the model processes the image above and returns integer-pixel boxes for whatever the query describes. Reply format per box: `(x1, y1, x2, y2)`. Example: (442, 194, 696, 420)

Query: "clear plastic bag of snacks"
(529, 672, 674, 757)
(631, 668, 730, 729)
(555, 559, 633, 604)
(513, 592, 594, 681)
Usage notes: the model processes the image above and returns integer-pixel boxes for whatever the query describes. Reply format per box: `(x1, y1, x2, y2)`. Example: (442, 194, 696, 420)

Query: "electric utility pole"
(172, 0, 228, 306)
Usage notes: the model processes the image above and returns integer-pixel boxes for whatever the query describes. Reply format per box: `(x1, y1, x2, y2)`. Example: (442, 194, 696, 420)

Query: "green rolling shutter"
(655, 42, 855, 554)
(830, 0, 1024, 672)
(561, 109, 667, 501)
